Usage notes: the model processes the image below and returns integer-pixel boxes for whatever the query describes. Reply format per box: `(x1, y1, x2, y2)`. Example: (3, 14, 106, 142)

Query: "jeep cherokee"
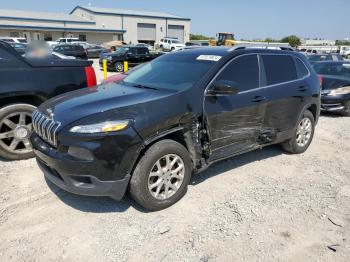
(31, 47, 320, 211)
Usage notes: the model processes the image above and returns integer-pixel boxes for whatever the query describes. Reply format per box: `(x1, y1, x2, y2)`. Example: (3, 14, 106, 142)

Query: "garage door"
(137, 23, 156, 41)
(168, 25, 184, 43)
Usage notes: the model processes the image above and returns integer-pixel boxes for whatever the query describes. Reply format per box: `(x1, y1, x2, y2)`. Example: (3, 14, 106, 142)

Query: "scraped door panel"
(204, 54, 267, 160)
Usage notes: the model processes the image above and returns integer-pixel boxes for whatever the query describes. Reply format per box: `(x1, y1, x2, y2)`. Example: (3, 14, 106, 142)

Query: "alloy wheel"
(0, 112, 33, 154)
(148, 154, 185, 200)
(296, 117, 312, 147)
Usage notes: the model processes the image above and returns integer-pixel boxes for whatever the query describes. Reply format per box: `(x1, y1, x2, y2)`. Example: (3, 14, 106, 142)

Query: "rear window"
(261, 55, 298, 85)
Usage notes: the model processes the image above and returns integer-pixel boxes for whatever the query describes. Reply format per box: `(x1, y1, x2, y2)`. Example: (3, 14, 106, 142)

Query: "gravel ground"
(0, 112, 350, 262)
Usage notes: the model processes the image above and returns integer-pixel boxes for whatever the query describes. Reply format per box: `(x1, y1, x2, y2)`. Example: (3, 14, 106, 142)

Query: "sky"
(0, 0, 349, 40)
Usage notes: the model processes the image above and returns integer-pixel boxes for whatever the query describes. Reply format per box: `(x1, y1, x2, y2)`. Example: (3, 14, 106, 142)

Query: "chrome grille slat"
(32, 110, 61, 147)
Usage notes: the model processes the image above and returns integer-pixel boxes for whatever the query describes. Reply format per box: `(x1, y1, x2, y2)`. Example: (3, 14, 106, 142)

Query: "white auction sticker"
(196, 55, 222, 62)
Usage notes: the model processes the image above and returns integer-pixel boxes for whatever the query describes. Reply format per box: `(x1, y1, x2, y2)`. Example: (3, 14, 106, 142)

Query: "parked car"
(313, 61, 350, 116)
(160, 38, 186, 51)
(101, 63, 147, 84)
(99, 46, 163, 72)
(53, 44, 88, 60)
(86, 44, 109, 59)
(0, 40, 96, 160)
(0, 37, 27, 43)
(9, 42, 27, 55)
(158, 37, 178, 48)
(31, 47, 320, 211)
(339, 46, 350, 59)
(307, 54, 344, 63)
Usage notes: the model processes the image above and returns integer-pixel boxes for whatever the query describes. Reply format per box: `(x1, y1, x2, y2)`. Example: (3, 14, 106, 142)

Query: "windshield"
(315, 63, 350, 77)
(112, 47, 130, 55)
(122, 53, 217, 91)
(308, 55, 331, 62)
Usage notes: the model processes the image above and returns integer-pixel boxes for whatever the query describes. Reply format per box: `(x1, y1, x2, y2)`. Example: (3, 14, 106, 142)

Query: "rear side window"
(294, 57, 309, 78)
(216, 54, 259, 92)
(261, 55, 297, 85)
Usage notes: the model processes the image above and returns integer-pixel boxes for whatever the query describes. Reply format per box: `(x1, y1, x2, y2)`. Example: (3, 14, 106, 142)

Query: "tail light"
(318, 75, 323, 86)
(85, 66, 97, 87)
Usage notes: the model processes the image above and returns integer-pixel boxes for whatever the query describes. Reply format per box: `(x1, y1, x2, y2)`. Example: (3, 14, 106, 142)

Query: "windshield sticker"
(197, 55, 222, 62)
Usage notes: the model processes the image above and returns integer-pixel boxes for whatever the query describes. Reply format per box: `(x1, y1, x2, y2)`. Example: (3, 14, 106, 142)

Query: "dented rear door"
(204, 54, 268, 161)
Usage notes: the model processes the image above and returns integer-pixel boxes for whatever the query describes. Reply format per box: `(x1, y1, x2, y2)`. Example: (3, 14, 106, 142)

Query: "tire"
(129, 139, 192, 211)
(347, 54, 350, 59)
(281, 110, 315, 154)
(115, 62, 124, 72)
(0, 104, 36, 160)
(171, 47, 175, 51)
(340, 100, 350, 116)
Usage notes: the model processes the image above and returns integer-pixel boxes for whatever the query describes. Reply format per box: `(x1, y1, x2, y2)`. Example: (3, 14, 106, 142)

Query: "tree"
(190, 34, 214, 40)
(281, 35, 301, 47)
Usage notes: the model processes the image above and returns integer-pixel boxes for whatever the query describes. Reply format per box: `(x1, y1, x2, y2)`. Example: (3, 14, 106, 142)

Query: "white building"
(0, 6, 191, 45)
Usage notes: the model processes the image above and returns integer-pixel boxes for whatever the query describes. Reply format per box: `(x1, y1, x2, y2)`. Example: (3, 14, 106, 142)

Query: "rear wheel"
(115, 62, 124, 72)
(281, 110, 315, 154)
(347, 54, 350, 59)
(0, 104, 36, 160)
(129, 140, 192, 211)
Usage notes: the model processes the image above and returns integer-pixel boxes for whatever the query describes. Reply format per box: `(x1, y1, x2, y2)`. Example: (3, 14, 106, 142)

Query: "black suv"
(99, 46, 163, 72)
(31, 48, 320, 211)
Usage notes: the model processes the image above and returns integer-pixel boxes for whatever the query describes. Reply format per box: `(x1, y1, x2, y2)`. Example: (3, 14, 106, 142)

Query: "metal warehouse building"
(0, 6, 191, 45)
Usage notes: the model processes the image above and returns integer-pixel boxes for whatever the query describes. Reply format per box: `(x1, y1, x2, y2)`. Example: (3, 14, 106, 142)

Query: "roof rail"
(229, 43, 294, 52)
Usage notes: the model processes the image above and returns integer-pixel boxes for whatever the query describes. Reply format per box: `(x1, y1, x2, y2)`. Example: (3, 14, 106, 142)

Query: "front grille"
(32, 111, 61, 147)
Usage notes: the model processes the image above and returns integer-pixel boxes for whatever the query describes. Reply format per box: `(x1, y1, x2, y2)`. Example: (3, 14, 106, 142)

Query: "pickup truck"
(0, 41, 96, 160)
(99, 46, 163, 72)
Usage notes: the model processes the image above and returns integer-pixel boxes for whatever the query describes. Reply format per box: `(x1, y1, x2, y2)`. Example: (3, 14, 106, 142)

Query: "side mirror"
(207, 80, 239, 96)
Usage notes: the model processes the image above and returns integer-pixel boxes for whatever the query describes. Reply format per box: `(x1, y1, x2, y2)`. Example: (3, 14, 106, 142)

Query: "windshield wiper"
(131, 84, 158, 90)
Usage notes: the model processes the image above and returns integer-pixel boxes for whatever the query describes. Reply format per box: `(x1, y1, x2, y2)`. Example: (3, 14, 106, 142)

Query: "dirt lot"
(0, 111, 350, 261)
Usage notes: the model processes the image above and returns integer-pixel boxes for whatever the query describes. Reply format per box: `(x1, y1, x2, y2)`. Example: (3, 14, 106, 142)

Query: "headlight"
(329, 86, 350, 96)
(70, 120, 130, 134)
(106, 56, 112, 61)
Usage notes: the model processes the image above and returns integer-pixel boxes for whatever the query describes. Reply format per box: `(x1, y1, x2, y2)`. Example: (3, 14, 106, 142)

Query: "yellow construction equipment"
(209, 32, 235, 47)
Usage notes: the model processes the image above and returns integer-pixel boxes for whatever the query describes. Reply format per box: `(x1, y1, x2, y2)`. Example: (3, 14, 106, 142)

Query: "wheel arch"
(129, 127, 199, 176)
(0, 95, 46, 108)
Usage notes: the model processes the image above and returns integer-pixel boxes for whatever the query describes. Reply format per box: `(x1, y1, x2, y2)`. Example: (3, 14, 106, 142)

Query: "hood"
(39, 83, 173, 126)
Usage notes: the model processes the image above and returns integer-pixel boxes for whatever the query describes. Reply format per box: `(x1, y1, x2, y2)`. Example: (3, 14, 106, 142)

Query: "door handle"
(297, 86, 308, 92)
(251, 96, 267, 102)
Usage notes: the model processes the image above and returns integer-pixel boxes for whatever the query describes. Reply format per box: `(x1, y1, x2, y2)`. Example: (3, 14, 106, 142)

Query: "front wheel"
(114, 62, 124, 72)
(281, 110, 315, 154)
(129, 140, 192, 211)
(0, 104, 36, 160)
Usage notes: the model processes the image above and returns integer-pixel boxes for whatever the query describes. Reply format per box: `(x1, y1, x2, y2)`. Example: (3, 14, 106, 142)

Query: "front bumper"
(321, 93, 350, 112)
(31, 129, 142, 200)
(37, 158, 130, 200)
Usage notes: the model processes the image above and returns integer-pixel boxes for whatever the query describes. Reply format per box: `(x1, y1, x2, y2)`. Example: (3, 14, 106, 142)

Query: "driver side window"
(215, 54, 260, 92)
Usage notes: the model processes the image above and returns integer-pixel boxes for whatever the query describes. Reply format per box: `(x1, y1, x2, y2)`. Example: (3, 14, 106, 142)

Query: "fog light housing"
(68, 147, 94, 161)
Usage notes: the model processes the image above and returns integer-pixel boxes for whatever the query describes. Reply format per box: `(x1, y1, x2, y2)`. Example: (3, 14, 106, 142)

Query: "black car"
(307, 54, 344, 63)
(9, 42, 27, 55)
(99, 46, 163, 72)
(313, 61, 350, 116)
(31, 48, 320, 211)
(53, 44, 88, 59)
(0, 40, 96, 160)
(86, 44, 108, 59)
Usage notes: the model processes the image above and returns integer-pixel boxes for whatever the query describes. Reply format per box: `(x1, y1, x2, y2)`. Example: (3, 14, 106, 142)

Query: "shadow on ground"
(46, 145, 284, 214)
